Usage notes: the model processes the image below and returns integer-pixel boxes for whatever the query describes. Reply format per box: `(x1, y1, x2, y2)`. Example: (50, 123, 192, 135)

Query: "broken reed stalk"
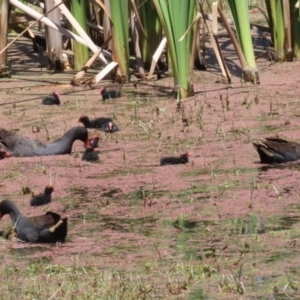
(41, 118, 50, 141)
(0, 1, 64, 56)
(71, 35, 112, 84)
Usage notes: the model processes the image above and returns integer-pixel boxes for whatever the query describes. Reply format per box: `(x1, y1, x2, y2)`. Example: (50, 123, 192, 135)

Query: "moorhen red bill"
(42, 92, 61, 105)
(253, 137, 300, 164)
(82, 147, 99, 162)
(0, 149, 10, 160)
(0, 126, 92, 157)
(0, 199, 67, 243)
(78, 115, 119, 133)
(160, 152, 192, 166)
(99, 87, 121, 101)
(30, 185, 54, 206)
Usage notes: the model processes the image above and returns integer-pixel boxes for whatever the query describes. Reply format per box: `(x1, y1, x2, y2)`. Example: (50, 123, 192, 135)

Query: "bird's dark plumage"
(0, 126, 91, 157)
(253, 137, 300, 164)
(82, 147, 99, 162)
(100, 87, 121, 100)
(42, 92, 61, 105)
(160, 153, 191, 166)
(78, 115, 119, 133)
(0, 199, 67, 243)
(30, 185, 54, 206)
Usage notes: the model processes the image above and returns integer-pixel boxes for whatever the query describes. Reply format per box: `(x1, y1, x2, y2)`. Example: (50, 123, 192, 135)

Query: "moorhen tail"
(30, 185, 54, 206)
(42, 92, 61, 105)
(82, 147, 99, 162)
(0, 200, 67, 243)
(99, 87, 121, 101)
(0, 149, 10, 159)
(78, 115, 119, 133)
(0, 126, 91, 157)
(253, 137, 300, 164)
(160, 152, 192, 166)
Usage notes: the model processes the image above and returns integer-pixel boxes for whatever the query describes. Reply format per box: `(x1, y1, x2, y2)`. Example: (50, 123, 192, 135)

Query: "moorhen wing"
(253, 137, 300, 164)
(0, 199, 67, 243)
(99, 87, 121, 101)
(42, 91, 61, 105)
(82, 147, 99, 162)
(0, 126, 92, 157)
(30, 185, 54, 206)
(78, 115, 119, 133)
(160, 152, 192, 166)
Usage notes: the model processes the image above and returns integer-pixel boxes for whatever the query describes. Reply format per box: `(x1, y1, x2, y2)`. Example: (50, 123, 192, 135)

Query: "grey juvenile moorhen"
(253, 137, 300, 164)
(82, 147, 99, 162)
(0, 126, 91, 157)
(160, 152, 192, 166)
(30, 185, 54, 206)
(42, 92, 61, 105)
(99, 87, 121, 101)
(78, 115, 119, 133)
(0, 199, 67, 243)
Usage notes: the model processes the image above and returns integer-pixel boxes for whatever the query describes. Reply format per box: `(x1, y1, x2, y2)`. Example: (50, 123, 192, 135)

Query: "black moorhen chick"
(82, 147, 99, 162)
(0, 126, 92, 157)
(30, 185, 54, 206)
(78, 115, 119, 133)
(0, 199, 67, 243)
(99, 87, 121, 101)
(160, 152, 192, 166)
(42, 92, 61, 105)
(0, 149, 10, 160)
(253, 137, 300, 164)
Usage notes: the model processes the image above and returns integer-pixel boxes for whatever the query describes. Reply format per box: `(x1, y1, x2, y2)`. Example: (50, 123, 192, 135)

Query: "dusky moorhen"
(78, 115, 119, 133)
(30, 185, 54, 206)
(0, 199, 67, 243)
(82, 147, 99, 162)
(253, 137, 300, 164)
(160, 152, 192, 166)
(42, 92, 61, 105)
(0, 126, 91, 157)
(99, 87, 121, 100)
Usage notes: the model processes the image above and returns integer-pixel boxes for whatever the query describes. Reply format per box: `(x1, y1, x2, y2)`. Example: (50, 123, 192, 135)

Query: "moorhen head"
(160, 152, 192, 166)
(0, 149, 10, 159)
(0, 199, 67, 243)
(88, 136, 99, 148)
(30, 185, 54, 206)
(82, 147, 99, 162)
(0, 126, 90, 157)
(253, 137, 300, 164)
(42, 91, 61, 105)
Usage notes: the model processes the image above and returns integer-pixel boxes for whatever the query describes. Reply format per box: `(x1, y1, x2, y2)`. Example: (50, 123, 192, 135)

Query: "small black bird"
(82, 147, 99, 162)
(99, 87, 121, 101)
(160, 153, 192, 166)
(30, 185, 54, 206)
(42, 92, 61, 105)
(78, 115, 119, 133)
